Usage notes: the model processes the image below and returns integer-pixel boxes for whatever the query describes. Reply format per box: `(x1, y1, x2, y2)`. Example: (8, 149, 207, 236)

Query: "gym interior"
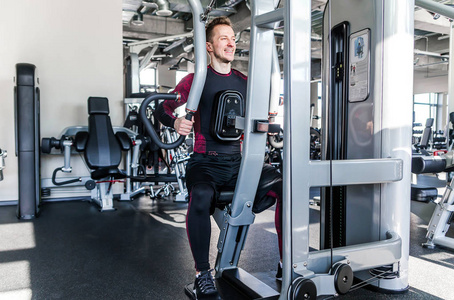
(1, 0, 454, 299)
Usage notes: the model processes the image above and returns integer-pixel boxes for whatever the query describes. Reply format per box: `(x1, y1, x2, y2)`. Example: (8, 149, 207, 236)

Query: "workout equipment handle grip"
(52, 167, 81, 186)
(185, 0, 206, 113)
(139, 93, 187, 150)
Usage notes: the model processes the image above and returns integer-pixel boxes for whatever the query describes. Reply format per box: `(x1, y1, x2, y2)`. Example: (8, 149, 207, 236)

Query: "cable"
(275, 0, 282, 9)
(349, 268, 396, 292)
(317, 267, 396, 299)
(327, 0, 334, 271)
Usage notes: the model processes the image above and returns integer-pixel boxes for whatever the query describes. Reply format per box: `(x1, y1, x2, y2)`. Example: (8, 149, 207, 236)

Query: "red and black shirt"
(155, 65, 247, 155)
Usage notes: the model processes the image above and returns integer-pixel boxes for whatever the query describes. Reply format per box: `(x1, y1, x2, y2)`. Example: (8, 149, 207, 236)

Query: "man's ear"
(206, 41, 213, 53)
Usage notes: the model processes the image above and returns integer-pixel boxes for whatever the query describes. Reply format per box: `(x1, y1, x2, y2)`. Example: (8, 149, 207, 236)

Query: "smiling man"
(156, 17, 283, 299)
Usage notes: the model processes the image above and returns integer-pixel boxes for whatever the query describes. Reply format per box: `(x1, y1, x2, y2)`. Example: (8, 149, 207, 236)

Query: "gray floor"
(0, 177, 454, 300)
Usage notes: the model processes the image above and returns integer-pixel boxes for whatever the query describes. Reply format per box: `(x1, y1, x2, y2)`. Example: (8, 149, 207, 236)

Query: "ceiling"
(122, 0, 454, 80)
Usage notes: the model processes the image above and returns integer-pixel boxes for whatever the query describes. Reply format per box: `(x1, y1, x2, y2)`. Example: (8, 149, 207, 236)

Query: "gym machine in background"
(123, 98, 190, 202)
(0, 148, 6, 181)
(412, 153, 454, 251)
(40, 112, 138, 212)
(14, 63, 41, 219)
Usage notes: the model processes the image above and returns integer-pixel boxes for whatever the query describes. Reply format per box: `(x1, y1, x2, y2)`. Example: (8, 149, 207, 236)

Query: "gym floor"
(0, 176, 453, 300)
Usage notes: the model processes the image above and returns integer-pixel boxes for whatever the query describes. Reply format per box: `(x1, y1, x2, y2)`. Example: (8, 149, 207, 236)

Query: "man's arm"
(154, 73, 195, 135)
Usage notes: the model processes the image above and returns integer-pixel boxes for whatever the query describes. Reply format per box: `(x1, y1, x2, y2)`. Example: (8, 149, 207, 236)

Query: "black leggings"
(186, 183, 216, 271)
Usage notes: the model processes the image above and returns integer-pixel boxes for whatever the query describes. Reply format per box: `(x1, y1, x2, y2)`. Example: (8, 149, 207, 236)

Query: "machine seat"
(215, 190, 235, 210)
(91, 167, 126, 180)
(75, 97, 131, 180)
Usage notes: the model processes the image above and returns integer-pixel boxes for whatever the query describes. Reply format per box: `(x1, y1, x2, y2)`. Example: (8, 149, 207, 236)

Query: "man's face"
(207, 24, 236, 64)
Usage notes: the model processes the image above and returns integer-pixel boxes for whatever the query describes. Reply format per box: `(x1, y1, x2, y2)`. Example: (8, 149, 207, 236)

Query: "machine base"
(184, 283, 222, 300)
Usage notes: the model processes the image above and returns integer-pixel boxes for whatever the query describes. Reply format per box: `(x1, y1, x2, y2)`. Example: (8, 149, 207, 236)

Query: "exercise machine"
(411, 152, 454, 250)
(123, 97, 190, 202)
(139, 0, 413, 298)
(15, 63, 41, 219)
(151, 0, 412, 298)
(414, 118, 435, 155)
(0, 148, 6, 181)
(208, 0, 411, 298)
(210, 0, 411, 298)
(41, 98, 137, 211)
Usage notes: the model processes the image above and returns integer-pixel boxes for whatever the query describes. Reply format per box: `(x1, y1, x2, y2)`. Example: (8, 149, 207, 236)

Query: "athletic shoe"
(276, 262, 282, 281)
(194, 269, 219, 299)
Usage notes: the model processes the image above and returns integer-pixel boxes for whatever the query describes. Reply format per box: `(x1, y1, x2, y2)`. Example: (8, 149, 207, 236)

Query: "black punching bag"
(15, 63, 41, 219)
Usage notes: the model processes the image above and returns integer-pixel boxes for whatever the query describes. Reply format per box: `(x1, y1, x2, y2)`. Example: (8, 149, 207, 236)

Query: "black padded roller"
(412, 155, 446, 174)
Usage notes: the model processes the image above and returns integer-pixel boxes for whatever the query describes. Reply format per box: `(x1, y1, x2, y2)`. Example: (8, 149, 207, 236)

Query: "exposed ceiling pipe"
(415, 0, 454, 19)
(414, 49, 449, 58)
(142, 1, 158, 9)
(140, 1, 158, 14)
(414, 60, 449, 69)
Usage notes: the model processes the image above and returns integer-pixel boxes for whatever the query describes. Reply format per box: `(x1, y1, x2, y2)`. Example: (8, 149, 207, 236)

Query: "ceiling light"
(131, 13, 144, 26)
(156, 0, 173, 17)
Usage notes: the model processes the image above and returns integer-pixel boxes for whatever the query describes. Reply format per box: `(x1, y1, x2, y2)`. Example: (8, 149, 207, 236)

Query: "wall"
(0, 0, 123, 201)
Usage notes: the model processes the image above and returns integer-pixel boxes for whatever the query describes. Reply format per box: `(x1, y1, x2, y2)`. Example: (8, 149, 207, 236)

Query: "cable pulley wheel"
(332, 263, 353, 295)
(292, 278, 317, 300)
(85, 180, 96, 190)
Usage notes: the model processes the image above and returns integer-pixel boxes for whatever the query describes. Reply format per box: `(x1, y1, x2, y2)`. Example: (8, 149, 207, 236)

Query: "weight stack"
(15, 63, 41, 219)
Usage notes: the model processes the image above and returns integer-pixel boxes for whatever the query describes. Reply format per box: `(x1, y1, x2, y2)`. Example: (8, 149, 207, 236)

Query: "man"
(156, 16, 283, 299)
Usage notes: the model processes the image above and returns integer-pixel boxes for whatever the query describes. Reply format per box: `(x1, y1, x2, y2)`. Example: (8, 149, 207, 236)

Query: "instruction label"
(349, 29, 370, 102)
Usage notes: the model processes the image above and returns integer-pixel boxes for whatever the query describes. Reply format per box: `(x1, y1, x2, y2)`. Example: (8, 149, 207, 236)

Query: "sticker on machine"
(349, 29, 370, 102)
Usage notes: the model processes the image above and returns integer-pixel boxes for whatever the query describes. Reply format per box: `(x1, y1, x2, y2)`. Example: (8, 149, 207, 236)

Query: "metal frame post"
(281, 0, 312, 297)
(215, 0, 277, 274)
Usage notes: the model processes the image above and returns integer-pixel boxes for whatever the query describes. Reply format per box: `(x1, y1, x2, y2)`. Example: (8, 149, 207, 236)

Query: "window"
(413, 93, 439, 128)
(176, 71, 188, 84)
(139, 68, 157, 93)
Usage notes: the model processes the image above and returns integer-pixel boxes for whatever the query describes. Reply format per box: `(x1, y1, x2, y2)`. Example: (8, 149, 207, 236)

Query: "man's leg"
(265, 182, 283, 280)
(255, 164, 283, 279)
(265, 182, 283, 260)
(187, 183, 220, 298)
(186, 183, 216, 272)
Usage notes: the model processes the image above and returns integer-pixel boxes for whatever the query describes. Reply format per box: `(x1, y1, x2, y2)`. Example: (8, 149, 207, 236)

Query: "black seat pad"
(91, 167, 126, 180)
(84, 97, 122, 170)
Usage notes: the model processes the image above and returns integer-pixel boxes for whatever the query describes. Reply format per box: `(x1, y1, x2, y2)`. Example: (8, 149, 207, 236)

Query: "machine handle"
(185, 0, 207, 113)
(52, 167, 81, 186)
(139, 93, 189, 150)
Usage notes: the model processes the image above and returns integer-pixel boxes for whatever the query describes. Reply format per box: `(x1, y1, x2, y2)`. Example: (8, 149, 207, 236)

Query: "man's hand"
(174, 115, 194, 136)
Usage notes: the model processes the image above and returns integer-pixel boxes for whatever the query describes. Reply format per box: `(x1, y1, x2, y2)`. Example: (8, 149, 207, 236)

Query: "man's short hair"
(206, 16, 233, 43)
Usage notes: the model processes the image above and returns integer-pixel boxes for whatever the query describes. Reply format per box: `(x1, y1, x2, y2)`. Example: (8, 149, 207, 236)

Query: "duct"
(142, 1, 158, 9)
(415, 0, 454, 20)
(139, 1, 158, 15)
